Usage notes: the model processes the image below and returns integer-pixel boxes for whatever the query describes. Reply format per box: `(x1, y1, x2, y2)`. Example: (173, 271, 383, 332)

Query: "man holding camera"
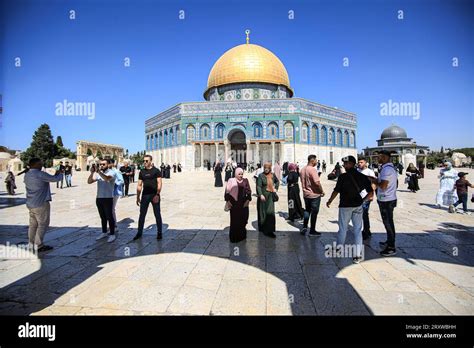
(87, 159, 116, 243)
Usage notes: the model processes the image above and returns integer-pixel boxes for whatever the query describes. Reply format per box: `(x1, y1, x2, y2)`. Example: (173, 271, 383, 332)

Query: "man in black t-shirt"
(120, 162, 132, 196)
(133, 155, 163, 240)
(326, 156, 373, 264)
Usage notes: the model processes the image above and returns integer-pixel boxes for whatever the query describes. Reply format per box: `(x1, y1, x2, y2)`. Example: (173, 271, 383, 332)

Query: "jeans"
(112, 195, 120, 227)
(65, 174, 72, 187)
(28, 201, 50, 247)
(336, 205, 363, 258)
(303, 196, 321, 233)
(378, 200, 397, 248)
(123, 180, 130, 196)
(137, 194, 163, 235)
(453, 193, 468, 212)
(361, 200, 371, 238)
(96, 198, 115, 235)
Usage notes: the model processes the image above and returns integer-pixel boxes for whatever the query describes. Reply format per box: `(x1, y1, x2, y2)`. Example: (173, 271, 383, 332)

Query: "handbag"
(272, 192, 279, 202)
(404, 176, 410, 184)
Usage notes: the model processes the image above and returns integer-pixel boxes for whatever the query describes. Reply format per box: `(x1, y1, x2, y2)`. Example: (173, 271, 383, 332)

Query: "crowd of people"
(12, 152, 474, 258)
(19, 156, 184, 252)
(221, 151, 473, 263)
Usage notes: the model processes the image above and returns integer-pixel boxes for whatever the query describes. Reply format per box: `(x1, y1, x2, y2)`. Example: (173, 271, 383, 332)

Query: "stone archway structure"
(76, 140, 124, 171)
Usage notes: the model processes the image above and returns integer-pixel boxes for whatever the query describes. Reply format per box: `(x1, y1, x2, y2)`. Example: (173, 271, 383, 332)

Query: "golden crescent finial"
(245, 29, 250, 44)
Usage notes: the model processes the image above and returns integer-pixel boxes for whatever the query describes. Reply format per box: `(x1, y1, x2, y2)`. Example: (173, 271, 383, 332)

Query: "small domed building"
(145, 31, 357, 170)
(363, 124, 429, 167)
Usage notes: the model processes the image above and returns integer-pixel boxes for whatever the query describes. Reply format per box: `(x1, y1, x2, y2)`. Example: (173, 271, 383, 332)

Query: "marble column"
(255, 142, 259, 165)
(224, 140, 229, 163)
(271, 142, 275, 165)
(215, 142, 219, 164)
(200, 143, 204, 170)
(246, 140, 251, 166)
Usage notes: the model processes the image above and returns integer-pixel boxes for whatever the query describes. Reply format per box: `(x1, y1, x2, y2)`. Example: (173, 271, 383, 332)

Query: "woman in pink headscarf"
(224, 167, 252, 243)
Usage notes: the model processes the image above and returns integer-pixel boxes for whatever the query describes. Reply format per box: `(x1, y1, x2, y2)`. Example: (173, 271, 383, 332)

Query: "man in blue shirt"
(107, 158, 124, 231)
(87, 159, 116, 243)
(376, 150, 398, 257)
(24, 158, 63, 252)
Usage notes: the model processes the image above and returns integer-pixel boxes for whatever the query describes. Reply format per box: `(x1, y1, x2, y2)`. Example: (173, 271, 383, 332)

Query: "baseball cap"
(342, 155, 357, 164)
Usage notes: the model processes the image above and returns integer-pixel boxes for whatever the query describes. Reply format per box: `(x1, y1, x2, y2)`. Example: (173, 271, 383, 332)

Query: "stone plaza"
(0, 168, 473, 315)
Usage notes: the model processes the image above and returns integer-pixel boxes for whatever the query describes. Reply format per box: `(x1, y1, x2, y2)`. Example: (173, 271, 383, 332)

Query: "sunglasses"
(144, 160, 150, 163)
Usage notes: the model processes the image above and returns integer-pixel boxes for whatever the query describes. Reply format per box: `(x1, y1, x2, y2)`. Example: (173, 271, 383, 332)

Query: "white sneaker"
(107, 234, 117, 243)
(96, 233, 108, 241)
(464, 211, 472, 215)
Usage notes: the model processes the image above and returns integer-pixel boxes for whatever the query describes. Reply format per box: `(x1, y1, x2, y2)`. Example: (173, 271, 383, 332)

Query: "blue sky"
(1, 0, 473, 154)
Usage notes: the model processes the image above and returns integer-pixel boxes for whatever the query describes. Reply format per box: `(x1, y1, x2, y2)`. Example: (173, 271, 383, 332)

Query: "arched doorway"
(228, 129, 247, 166)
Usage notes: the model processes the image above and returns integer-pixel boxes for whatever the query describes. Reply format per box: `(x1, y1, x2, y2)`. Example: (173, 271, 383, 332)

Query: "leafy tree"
(96, 150, 102, 158)
(130, 151, 145, 166)
(21, 124, 55, 167)
(56, 136, 64, 147)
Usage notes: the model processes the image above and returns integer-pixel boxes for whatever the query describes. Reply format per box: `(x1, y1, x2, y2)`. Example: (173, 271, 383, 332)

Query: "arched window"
(201, 124, 210, 140)
(311, 125, 318, 144)
(154, 133, 158, 150)
(146, 135, 150, 151)
(350, 131, 355, 147)
(328, 128, 335, 145)
(321, 126, 327, 145)
(301, 122, 309, 143)
(253, 122, 263, 138)
(176, 125, 180, 144)
(169, 128, 174, 146)
(268, 122, 279, 139)
(336, 129, 342, 146)
(186, 125, 195, 143)
(164, 130, 168, 148)
(344, 131, 349, 147)
(215, 123, 225, 139)
(284, 122, 293, 141)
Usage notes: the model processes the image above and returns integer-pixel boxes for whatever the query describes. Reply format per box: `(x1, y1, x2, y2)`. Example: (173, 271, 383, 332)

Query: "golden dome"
(205, 42, 292, 97)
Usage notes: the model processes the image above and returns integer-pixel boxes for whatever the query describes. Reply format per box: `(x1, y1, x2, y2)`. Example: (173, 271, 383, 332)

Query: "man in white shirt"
(375, 150, 398, 257)
(357, 157, 377, 241)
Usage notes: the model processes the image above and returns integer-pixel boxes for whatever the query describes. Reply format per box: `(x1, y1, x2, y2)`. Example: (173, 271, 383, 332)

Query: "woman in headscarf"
(334, 162, 342, 178)
(214, 162, 223, 187)
(436, 161, 458, 211)
(273, 161, 282, 182)
(256, 162, 280, 238)
(405, 163, 420, 193)
(224, 168, 252, 243)
(286, 163, 304, 222)
(224, 162, 233, 182)
(4, 171, 16, 195)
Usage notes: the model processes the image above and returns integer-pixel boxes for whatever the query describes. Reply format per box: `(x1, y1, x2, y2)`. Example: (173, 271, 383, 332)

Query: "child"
(453, 172, 474, 215)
